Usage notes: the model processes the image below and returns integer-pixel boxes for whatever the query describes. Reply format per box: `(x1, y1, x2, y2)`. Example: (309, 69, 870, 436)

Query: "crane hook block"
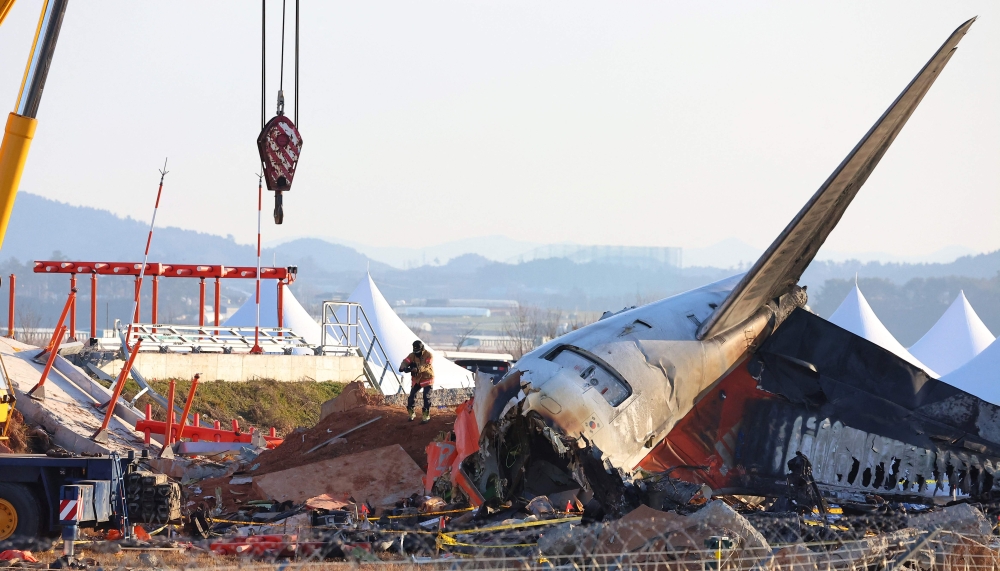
(257, 115, 303, 193)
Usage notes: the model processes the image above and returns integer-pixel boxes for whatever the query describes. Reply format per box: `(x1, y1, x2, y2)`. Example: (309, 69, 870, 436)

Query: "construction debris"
(319, 380, 368, 419)
(252, 444, 425, 507)
(246, 404, 457, 475)
(0, 337, 143, 454)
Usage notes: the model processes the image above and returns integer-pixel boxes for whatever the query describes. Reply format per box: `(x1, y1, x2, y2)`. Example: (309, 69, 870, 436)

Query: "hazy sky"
(0, 1, 997, 256)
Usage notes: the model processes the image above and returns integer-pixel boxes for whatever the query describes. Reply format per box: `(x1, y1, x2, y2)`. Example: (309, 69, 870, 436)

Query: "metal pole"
(92, 339, 143, 444)
(159, 378, 175, 459)
(132, 276, 140, 324)
(7, 273, 13, 338)
(198, 277, 205, 327)
(15, 0, 69, 119)
(277, 280, 284, 336)
(68, 273, 76, 340)
(151, 276, 158, 331)
(40, 288, 75, 356)
(29, 324, 65, 401)
(90, 272, 96, 340)
(251, 176, 263, 354)
(214, 277, 220, 334)
(175, 373, 200, 441)
(125, 161, 168, 346)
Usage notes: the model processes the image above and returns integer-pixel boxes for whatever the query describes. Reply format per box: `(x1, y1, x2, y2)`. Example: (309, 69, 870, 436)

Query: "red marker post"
(250, 175, 263, 354)
(125, 161, 169, 349)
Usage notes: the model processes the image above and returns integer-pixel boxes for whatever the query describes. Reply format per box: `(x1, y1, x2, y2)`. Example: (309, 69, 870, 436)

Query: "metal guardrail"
(126, 323, 311, 354)
(321, 301, 404, 394)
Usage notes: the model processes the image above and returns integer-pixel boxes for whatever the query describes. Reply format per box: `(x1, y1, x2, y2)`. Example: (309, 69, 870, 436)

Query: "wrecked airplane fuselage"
(463, 18, 987, 515)
(468, 278, 806, 514)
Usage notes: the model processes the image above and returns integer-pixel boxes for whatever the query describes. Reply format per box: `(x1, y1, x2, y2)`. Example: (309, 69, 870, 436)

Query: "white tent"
(346, 274, 474, 394)
(941, 339, 1000, 405)
(909, 291, 995, 376)
(224, 283, 323, 346)
(828, 285, 937, 377)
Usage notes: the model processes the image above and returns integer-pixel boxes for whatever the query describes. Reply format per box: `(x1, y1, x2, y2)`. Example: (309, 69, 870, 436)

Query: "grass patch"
(117, 379, 345, 436)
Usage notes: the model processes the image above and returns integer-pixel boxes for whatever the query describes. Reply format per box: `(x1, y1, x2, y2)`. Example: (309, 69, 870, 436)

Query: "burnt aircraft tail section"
(698, 18, 976, 340)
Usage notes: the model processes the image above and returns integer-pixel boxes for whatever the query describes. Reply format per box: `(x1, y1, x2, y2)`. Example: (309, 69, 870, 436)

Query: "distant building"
(396, 307, 491, 318)
(507, 244, 682, 268)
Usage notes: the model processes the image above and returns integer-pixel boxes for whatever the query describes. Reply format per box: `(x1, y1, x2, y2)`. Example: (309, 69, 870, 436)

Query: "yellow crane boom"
(0, 0, 69, 442)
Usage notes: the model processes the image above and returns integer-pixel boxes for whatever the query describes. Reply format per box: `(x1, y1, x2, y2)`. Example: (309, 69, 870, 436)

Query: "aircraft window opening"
(544, 345, 632, 406)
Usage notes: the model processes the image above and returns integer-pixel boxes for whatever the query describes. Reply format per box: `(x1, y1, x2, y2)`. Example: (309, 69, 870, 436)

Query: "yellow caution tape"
(433, 516, 581, 551)
(386, 506, 475, 519)
(444, 515, 580, 536)
(438, 534, 536, 549)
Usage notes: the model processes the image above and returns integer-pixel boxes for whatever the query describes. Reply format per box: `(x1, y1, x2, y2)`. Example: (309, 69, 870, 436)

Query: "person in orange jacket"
(400, 340, 434, 423)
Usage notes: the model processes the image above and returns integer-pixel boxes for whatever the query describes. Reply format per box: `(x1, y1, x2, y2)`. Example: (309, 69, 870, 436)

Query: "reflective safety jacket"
(400, 350, 434, 387)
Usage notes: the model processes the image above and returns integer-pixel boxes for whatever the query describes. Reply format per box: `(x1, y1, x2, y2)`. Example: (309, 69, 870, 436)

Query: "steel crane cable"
(261, 1, 295, 120)
(261, 0, 265, 129)
(278, 0, 286, 114)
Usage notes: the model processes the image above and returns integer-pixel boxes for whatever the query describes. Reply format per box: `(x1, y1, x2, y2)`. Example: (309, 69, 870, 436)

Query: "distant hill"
(0, 193, 996, 341)
(810, 275, 1000, 346)
(4, 192, 252, 264)
(802, 251, 1000, 286)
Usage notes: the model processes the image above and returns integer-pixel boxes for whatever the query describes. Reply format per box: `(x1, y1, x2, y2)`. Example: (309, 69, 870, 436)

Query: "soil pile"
(250, 404, 458, 476)
(190, 403, 460, 513)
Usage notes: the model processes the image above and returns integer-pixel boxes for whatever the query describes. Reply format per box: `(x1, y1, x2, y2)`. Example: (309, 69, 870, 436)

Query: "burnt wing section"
(737, 308, 1000, 501)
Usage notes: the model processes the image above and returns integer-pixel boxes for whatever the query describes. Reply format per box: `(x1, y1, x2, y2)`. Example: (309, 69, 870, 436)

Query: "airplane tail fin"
(697, 18, 976, 340)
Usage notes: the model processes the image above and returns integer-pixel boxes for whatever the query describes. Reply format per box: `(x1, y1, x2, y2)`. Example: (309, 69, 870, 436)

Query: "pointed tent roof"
(224, 284, 323, 346)
(909, 291, 995, 376)
(941, 338, 1000, 405)
(346, 274, 473, 393)
(828, 285, 937, 376)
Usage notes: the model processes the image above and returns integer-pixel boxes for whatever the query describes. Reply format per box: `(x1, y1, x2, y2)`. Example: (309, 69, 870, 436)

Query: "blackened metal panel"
(754, 308, 1000, 451)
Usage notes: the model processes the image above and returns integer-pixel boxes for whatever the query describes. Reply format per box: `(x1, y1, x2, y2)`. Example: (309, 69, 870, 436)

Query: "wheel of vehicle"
(0, 483, 41, 547)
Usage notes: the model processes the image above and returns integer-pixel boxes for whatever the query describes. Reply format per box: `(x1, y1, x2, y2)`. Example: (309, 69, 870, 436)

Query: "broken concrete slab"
(252, 444, 424, 508)
(175, 441, 262, 455)
(53, 355, 144, 427)
(0, 338, 143, 454)
(907, 503, 992, 537)
(320, 381, 367, 420)
(145, 457, 237, 481)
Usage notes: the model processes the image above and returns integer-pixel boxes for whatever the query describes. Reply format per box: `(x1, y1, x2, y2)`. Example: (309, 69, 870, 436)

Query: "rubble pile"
(7, 370, 1000, 568)
(3, 387, 1000, 569)
(250, 402, 457, 474)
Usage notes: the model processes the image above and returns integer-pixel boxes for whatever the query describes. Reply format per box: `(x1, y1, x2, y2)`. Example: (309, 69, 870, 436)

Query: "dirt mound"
(249, 404, 457, 476)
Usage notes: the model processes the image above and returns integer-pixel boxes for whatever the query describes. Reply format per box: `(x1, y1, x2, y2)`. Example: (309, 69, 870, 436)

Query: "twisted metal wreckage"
(457, 18, 999, 517)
